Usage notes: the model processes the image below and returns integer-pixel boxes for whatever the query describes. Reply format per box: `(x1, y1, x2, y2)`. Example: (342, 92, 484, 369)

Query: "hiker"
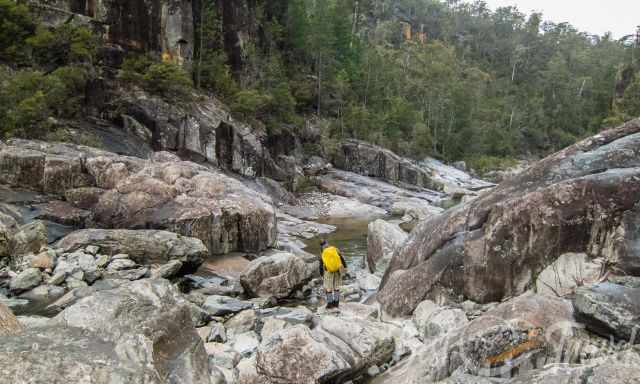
(320, 240, 347, 309)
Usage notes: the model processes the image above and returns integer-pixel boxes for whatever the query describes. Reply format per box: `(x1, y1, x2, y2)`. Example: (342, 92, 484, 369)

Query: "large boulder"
(251, 315, 395, 384)
(412, 300, 468, 340)
(0, 302, 23, 336)
(0, 279, 210, 384)
(10, 221, 48, 264)
(0, 140, 277, 255)
(91, 160, 277, 255)
(375, 293, 577, 383)
(379, 120, 640, 316)
(535, 253, 603, 297)
(367, 220, 408, 276)
(0, 326, 160, 384)
(253, 325, 350, 384)
(56, 229, 207, 271)
(240, 251, 314, 299)
(0, 211, 17, 260)
(316, 169, 444, 214)
(574, 283, 640, 343)
(509, 350, 640, 384)
(52, 278, 210, 384)
(609, 202, 640, 275)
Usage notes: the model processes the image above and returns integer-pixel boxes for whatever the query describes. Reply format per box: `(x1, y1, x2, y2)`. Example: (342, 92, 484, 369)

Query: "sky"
(481, 0, 639, 39)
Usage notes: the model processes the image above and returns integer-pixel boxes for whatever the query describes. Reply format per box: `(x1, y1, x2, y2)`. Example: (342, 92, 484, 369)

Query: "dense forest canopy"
(1, 0, 640, 169)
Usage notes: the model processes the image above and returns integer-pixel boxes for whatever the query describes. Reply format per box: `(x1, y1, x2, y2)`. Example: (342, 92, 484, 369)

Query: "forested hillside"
(191, 0, 640, 165)
(1, 0, 639, 169)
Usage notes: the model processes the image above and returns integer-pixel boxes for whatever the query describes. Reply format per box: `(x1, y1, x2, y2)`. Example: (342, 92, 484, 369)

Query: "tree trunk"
(317, 56, 322, 116)
(222, 0, 243, 77)
(196, 0, 205, 89)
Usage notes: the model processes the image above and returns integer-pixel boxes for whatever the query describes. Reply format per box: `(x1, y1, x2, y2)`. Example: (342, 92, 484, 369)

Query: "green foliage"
(119, 54, 154, 83)
(27, 24, 98, 67)
(0, 0, 34, 64)
(143, 63, 193, 99)
(197, 51, 238, 98)
(118, 55, 193, 100)
(619, 74, 640, 119)
(0, 66, 89, 138)
(465, 155, 518, 176)
(231, 89, 273, 120)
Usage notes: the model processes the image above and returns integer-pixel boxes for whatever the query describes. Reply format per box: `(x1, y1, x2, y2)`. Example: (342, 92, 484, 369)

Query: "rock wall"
(378, 119, 640, 316)
(334, 140, 444, 191)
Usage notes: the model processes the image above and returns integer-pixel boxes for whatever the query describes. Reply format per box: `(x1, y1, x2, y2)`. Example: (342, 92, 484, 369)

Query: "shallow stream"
(302, 218, 372, 272)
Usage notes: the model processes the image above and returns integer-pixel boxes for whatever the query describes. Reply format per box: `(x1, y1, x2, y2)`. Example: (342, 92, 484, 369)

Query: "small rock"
(188, 302, 209, 328)
(111, 254, 130, 260)
(18, 285, 65, 306)
(260, 317, 288, 341)
(367, 365, 381, 377)
(52, 259, 78, 279)
(47, 273, 66, 286)
(96, 255, 110, 268)
(232, 331, 260, 357)
(106, 267, 148, 281)
(10, 268, 42, 294)
(204, 342, 240, 369)
(152, 260, 183, 279)
(208, 322, 227, 343)
(413, 300, 468, 340)
(107, 258, 137, 271)
(225, 309, 257, 336)
(202, 295, 253, 317)
(66, 278, 88, 290)
(196, 326, 212, 342)
(84, 245, 100, 255)
(70, 270, 84, 281)
(29, 250, 56, 270)
(260, 306, 314, 326)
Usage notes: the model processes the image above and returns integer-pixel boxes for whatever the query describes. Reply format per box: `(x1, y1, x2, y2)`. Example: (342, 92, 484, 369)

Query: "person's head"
(320, 239, 329, 250)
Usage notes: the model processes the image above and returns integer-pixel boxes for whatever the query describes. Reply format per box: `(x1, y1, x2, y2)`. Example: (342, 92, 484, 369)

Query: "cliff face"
(30, 0, 194, 65)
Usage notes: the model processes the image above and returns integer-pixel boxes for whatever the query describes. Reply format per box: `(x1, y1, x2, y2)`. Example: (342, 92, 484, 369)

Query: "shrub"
(0, 0, 35, 64)
(196, 51, 238, 99)
(118, 54, 154, 83)
(231, 89, 273, 120)
(118, 54, 193, 100)
(0, 66, 89, 138)
(142, 62, 193, 99)
(27, 24, 98, 67)
(465, 155, 518, 176)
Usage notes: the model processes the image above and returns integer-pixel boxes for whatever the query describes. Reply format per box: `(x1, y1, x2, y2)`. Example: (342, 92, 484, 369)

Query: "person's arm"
(318, 255, 324, 276)
(338, 250, 347, 270)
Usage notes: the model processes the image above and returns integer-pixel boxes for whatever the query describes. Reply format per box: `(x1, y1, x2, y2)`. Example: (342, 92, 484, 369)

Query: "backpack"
(322, 246, 343, 273)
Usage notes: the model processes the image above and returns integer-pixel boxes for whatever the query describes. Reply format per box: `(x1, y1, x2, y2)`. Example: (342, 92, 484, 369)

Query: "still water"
(302, 218, 371, 271)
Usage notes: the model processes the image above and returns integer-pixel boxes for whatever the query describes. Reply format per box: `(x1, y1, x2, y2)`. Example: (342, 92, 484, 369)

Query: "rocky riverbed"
(1, 120, 640, 384)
